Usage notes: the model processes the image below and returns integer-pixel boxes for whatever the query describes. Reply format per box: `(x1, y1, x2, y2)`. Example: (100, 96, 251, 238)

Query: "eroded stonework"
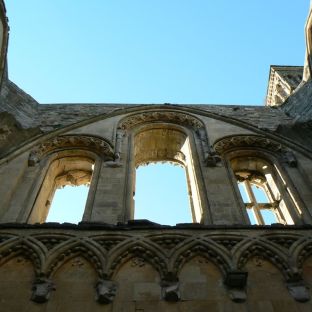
(1, 1, 312, 311)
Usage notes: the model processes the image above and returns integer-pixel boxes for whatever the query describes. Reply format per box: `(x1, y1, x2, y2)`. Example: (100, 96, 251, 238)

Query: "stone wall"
(0, 226, 312, 311)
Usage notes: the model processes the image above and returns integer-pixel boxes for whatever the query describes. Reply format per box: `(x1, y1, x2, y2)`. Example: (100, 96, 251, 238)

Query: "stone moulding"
(117, 110, 217, 166)
(1, 229, 312, 303)
(118, 111, 204, 131)
(214, 135, 284, 155)
(213, 135, 297, 167)
(28, 135, 115, 166)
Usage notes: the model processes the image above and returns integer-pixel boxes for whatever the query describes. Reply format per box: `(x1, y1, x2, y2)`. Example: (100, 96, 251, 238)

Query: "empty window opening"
(46, 185, 89, 224)
(131, 127, 204, 224)
(135, 163, 191, 225)
(29, 156, 94, 224)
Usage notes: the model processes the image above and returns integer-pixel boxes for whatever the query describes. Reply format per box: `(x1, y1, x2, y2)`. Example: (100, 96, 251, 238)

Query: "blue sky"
(5, 1, 309, 225)
(6, 1, 308, 105)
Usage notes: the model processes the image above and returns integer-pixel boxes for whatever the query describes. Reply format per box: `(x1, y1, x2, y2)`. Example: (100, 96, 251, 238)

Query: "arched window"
(214, 135, 310, 226)
(117, 112, 208, 225)
(131, 126, 202, 224)
(232, 157, 295, 225)
(28, 155, 95, 224)
(25, 135, 114, 224)
(234, 159, 294, 225)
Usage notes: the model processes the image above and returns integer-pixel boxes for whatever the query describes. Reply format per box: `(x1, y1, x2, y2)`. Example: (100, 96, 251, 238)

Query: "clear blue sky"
(5, 1, 309, 225)
(6, 1, 308, 105)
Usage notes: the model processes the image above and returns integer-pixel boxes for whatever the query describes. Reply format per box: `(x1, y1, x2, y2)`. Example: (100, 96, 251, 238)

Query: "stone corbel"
(95, 279, 117, 304)
(161, 275, 180, 302)
(281, 151, 297, 168)
(224, 271, 248, 303)
(31, 277, 55, 303)
(286, 276, 310, 302)
(205, 150, 222, 167)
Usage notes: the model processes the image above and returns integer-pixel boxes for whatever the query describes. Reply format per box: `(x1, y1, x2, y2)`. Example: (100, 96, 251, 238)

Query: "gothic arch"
(289, 237, 312, 274)
(169, 239, 232, 277)
(45, 238, 106, 278)
(28, 134, 114, 166)
(0, 237, 46, 275)
(106, 239, 168, 279)
(233, 238, 291, 279)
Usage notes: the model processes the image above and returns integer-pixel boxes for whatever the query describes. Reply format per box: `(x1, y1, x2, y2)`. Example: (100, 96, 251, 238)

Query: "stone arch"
(170, 239, 232, 277)
(178, 255, 227, 302)
(45, 238, 106, 278)
(0, 253, 36, 311)
(234, 238, 291, 279)
(213, 134, 295, 164)
(213, 134, 311, 226)
(118, 110, 211, 224)
(116, 109, 211, 163)
(28, 134, 114, 166)
(30, 233, 75, 252)
(290, 237, 312, 275)
(106, 239, 168, 279)
(0, 237, 46, 275)
(23, 138, 109, 224)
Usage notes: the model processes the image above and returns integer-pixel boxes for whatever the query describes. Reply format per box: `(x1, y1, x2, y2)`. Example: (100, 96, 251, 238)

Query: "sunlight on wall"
(46, 185, 89, 224)
(135, 163, 191, 225)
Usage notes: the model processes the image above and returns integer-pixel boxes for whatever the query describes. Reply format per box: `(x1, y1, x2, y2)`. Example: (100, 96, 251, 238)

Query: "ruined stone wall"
(1, 105, 311, 227)
(0, 226, 312, 311)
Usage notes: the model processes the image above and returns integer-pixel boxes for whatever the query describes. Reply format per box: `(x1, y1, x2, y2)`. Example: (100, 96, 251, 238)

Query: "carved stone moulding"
(118, 111, 204, 131)
(28, 135, 114, 166)
(213, 135, 297, 167)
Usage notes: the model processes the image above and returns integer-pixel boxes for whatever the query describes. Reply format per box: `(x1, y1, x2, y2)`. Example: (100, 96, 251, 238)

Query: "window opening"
(135, 163, 191, 225)
(238, 177, 282, 225)
(46, 185, 89, 224)
(29, 157, 94, 224)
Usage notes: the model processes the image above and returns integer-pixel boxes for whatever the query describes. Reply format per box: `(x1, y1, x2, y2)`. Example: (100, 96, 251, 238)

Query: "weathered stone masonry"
(2, 1, 312, 311)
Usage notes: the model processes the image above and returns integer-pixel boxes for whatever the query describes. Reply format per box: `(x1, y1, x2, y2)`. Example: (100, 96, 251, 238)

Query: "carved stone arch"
(205, 233, 247, 252)
(116, 109, 211, 163)
(260, 232, 303, 250)
(169, 239, 232, 277)
(44, 238, 106, 278)
(106, 239, 168, 279)
(213, 134, 295, 166)
(146, 233, 192, 256)
(234, 238, 291, 279)
(0, 237, 46, 275)
(89, 234, 131, 253)
(289, 237, 312, 275)
(28, 134, 115, 166)
(118, 110, 205, 131)
(30, 233, 75, 252)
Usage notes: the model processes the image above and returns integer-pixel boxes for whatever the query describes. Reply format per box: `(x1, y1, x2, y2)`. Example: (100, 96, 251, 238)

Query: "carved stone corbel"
(31, 277, 55, 303)
(161, 274, 180, 302)
(95, 279, 117, 304)
(205, 150, 222, 167)
(286, 276, 310, 302)
(281, 151, 297, 167)
(224, 271, 248, 303)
